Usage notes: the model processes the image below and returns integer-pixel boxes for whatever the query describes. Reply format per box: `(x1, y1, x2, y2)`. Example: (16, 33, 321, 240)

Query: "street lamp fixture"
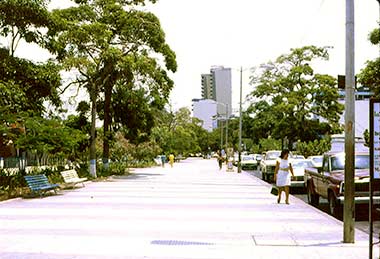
(215, 102, 229, 150)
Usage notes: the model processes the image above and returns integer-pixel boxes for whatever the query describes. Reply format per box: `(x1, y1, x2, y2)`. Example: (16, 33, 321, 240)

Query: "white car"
(307, 155, 323, 168)
(260, 150, 281, 182)
(241, 155, 258, 170)
(290, 159, 314, 188)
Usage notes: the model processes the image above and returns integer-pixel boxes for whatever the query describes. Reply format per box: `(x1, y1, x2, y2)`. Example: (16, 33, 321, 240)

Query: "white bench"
(60, 169, 87, 188)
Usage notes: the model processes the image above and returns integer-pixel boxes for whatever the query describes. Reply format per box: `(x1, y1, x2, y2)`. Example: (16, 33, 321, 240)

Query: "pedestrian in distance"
(160, 155, 166, 168)
(168, 153, 175, 168)
(216, 150, 223, 170)
(274, 149, 294, 204)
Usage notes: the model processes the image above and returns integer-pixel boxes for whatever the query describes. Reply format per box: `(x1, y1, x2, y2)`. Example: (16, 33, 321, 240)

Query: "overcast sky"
(145, 0, 380, 112)
(12, 0, 380, 113)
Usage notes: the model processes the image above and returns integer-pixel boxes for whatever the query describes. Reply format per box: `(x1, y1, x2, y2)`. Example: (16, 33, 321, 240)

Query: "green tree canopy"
(0, 0, 62, 153)
(151, 107, 210, 156)
(357, 27, 380, 96)
(47, 0, 177, 166)
(0, 0, 51, 56)
(248, 45, 343, 146)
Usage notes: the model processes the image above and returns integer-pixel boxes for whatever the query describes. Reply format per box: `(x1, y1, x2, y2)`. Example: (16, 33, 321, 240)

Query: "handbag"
(270, 186, 278, 196)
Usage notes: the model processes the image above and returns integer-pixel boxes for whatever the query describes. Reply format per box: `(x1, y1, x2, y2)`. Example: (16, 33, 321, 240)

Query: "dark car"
(304, 150, 380, 217)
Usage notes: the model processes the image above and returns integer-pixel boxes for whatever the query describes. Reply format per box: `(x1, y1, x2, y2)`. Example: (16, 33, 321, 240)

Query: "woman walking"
(216, 150, 223, 170)
(274, 149, 294, 204)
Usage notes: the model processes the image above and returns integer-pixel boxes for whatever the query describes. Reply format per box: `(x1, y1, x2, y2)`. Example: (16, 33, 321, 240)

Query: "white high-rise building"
(211, 66, 232, 117)
(192, 99, 218, 132)
(200, 66, 232, 117)
(194, 66, 232, 131)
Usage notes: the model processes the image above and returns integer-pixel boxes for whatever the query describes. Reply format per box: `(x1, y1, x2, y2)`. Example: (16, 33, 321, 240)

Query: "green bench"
(24, 174, 60, 198)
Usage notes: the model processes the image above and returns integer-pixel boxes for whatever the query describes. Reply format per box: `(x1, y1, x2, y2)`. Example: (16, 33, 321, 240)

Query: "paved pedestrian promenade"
(0, 158, 377, 259)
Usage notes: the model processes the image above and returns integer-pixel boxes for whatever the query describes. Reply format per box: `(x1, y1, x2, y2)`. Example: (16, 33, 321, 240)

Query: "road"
(244, 168, 380, 236)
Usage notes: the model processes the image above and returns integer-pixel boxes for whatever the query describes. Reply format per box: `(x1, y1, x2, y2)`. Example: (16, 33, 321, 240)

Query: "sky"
(9, 0, 380, 113)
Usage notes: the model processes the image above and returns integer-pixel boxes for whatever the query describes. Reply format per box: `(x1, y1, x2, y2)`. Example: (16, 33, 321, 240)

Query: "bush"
(296, 138, 331, 157)
(96, 161, 130, 177)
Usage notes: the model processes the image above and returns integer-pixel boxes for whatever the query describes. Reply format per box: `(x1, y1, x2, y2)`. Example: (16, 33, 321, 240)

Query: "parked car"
(293, 155, 305, 160)
(304, 149, 379, 217)
(260, 150, 281, 182)
(307, 155, 323, 168)
(290, 159, 313, 188)
(241, 155, 258, 170)
(253, 154, 262, 169)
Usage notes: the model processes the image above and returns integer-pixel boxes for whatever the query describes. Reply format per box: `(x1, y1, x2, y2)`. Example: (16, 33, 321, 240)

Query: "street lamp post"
(238, 67, 243, 173)
(216, 102, 228, 150)
(225, 103, 229, 149)
(220, 120, 223, 150)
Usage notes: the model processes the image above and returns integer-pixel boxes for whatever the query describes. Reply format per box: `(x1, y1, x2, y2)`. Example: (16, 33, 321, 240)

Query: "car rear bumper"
(337, 196, 380, 204)
(290, 181, 305, 188)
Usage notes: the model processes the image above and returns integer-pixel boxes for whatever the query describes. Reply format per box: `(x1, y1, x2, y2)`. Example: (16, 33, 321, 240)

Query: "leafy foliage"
(15, 116, 87, 158)
(0, 48, 62, 113)
(248, 46, 343, 147)
(358, 58, 380, 96)
(151, 108, 211, 156)
(369, 28, 380, 45)
(295, 138, 331, 158)
(47, 0, 177, 164)
(357, 27, 380, 96)
(0, 0, 51, 55)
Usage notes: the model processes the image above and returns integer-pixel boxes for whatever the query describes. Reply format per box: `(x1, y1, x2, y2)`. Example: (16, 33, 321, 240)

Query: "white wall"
(192, 99, 218, 132)
(339, 99, 369, 138)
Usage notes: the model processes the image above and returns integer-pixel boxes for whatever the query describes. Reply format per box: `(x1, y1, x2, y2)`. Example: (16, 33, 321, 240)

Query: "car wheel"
(328, 192, 342, 218)
(307, 183, 319, 206)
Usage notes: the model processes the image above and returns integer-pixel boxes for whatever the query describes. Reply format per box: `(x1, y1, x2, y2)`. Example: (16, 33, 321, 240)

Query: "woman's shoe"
(285, 201, 289, 205)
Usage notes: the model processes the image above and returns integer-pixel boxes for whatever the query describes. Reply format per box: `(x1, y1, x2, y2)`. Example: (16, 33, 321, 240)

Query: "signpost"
(370, 98, 380, 258)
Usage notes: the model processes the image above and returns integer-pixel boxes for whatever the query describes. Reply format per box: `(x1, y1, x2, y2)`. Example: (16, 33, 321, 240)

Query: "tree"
(47, 0, 177, 174)
(0, 0, 51, 57)
(248, 46, 344, 147)
(0, 0, 62, 157)
(0, 0, 62, 116)
(151, 107, 210, 156)
(0, 48, 61, 114)
(357, 28, 380, 96)
(15, 116, 86, 166)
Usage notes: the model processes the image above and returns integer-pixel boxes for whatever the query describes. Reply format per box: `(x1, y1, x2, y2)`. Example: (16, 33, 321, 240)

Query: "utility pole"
(238, 67, 243, 173)
(344, 0, 355, 243)
(220, 120, 223, 150)
(378, 0, 380, 56)
(225, 103, 229, 149)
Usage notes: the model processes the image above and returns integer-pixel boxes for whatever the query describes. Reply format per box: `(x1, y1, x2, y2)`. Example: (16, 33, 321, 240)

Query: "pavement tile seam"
(0, 159, 378, 259)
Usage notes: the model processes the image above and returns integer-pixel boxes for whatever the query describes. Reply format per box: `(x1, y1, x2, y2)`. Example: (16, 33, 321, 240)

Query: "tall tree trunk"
(103, 83, 112, 169)
(90, 84, 97, 178)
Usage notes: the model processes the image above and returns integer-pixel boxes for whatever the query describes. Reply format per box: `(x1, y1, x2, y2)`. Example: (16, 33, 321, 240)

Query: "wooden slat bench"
(24, 174, 60, 198)
(60, 169, 87, 188)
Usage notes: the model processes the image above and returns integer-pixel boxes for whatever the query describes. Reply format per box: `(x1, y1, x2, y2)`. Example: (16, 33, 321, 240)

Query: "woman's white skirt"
(276, 170, 291, 187)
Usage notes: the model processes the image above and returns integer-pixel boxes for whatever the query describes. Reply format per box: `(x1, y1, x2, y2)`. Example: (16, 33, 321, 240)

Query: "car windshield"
(292, 160, 313, 168)
(266, 151, 280, 160)
(331, 154, 370, 170)
(311, 157, 323, 163)
(242, 156, 252, 161)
